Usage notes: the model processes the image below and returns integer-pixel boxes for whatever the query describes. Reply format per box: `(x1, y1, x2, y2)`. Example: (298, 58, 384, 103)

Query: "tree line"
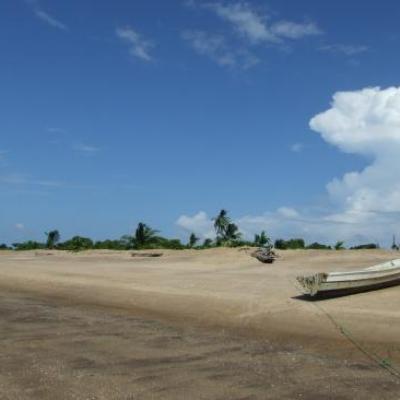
(0, 209, 381, 251)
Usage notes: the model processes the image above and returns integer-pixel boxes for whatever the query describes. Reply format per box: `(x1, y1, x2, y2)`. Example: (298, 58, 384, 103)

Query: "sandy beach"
(1, 248, 399, 399)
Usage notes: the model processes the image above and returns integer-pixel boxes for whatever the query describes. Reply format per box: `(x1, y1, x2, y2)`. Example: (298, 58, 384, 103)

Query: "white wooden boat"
(297, 258, 400, 297)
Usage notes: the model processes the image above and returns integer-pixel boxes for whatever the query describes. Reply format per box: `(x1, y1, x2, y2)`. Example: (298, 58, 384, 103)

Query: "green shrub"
(306, 242, 331, 250)
(350, 243, 379, 250)
(58, 236, 94, 251)
(201, 238, 214, 248)
(94, 240, 129, 250)
(334, 241, 345, 250)
(274, 238, 305, 250)
(12, 241, 45, 250)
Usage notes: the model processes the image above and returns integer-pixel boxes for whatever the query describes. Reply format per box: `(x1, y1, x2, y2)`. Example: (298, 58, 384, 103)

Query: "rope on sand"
(290, 278, 400, 380)
(312, 301, 400, 379)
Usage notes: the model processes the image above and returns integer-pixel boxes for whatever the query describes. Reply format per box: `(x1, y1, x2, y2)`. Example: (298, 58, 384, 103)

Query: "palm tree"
(213, 209, 230, 237)
(45, 230, 60, 249)
(391, 235, 399, 251)
(334, 241, 345, 250)
(134, 222, 159, 248)
(188, 233, 199, 248)
(224, 223, 241, 241)
(254, 231, 270, 247)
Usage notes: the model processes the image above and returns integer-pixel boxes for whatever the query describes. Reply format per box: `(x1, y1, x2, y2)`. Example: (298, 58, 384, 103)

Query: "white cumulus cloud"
(310, 86, 400, 241)
(176, 211, 215, 239)
(310, 87, 400, 155)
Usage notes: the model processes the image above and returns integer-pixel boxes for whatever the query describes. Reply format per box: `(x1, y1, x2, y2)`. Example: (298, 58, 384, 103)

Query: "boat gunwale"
(326, 267, 400, 281)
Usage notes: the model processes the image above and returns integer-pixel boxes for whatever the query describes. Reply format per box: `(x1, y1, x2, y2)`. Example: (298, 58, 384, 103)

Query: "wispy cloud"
(277, 207, 300, 219)
(290, 143, 304, 153)
(0, 172, 123, 196)
(33, 180, 65, 187)
(319, 44, 368, 56)
(34, 9, 68, 31)
(116, 27, 154, 62)
(0, 173, 27, 185)
(270, 21, 321, 40)
(0, 173, 64, 187)
(73, 143, 100, 154)
(209, 2, 277, 44)
(206, 2, 322, 44)
(182, 30, 259, 69)
(184, 2, 322, 69)
(47, 127, 65, 134)
(15, 223, 25, 231)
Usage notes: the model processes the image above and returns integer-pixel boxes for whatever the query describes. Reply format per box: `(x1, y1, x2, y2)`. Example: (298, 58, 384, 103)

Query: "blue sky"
(2, 0, 400, 246)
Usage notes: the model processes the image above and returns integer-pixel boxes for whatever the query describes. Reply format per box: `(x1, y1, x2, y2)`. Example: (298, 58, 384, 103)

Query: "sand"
(0, 248, 399, 399)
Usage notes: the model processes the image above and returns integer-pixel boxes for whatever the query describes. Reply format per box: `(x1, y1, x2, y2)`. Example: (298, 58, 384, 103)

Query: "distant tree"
(254, 231, 270, 247)
(94, 239, 128, 250)
(224, 223, 241, 241)
(306, 242, 331, 250)
(334, 241, 345, 250)
(286, 238, 305, 249)
(134, 223, 159, 249)
(0, 243, 10, 250)
(119, 235, 134, 249)
(92, 235, 184, 250)
(274, 238, 305, 250)
(202, 238, 213, 248)
(391, 235, 399, 251)
(59, 236, 94, 251)
(45, 230, 60, 249)
(350, 243, 379, 250)
(12, 241, 44, 251)
(274, 239, 287, 250)
(188, 233, 199, 248)
(154, 238, 185, 250)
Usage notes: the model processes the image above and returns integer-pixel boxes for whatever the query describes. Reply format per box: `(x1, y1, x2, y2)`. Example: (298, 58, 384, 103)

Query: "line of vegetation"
(0, 209, 384, 252)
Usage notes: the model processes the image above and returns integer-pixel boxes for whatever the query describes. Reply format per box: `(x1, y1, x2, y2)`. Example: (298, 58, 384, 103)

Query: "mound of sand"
(1, 248, 399, 352)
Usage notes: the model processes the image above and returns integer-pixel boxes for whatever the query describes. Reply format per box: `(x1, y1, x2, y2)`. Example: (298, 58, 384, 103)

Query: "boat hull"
(297, 259, 400, 297)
